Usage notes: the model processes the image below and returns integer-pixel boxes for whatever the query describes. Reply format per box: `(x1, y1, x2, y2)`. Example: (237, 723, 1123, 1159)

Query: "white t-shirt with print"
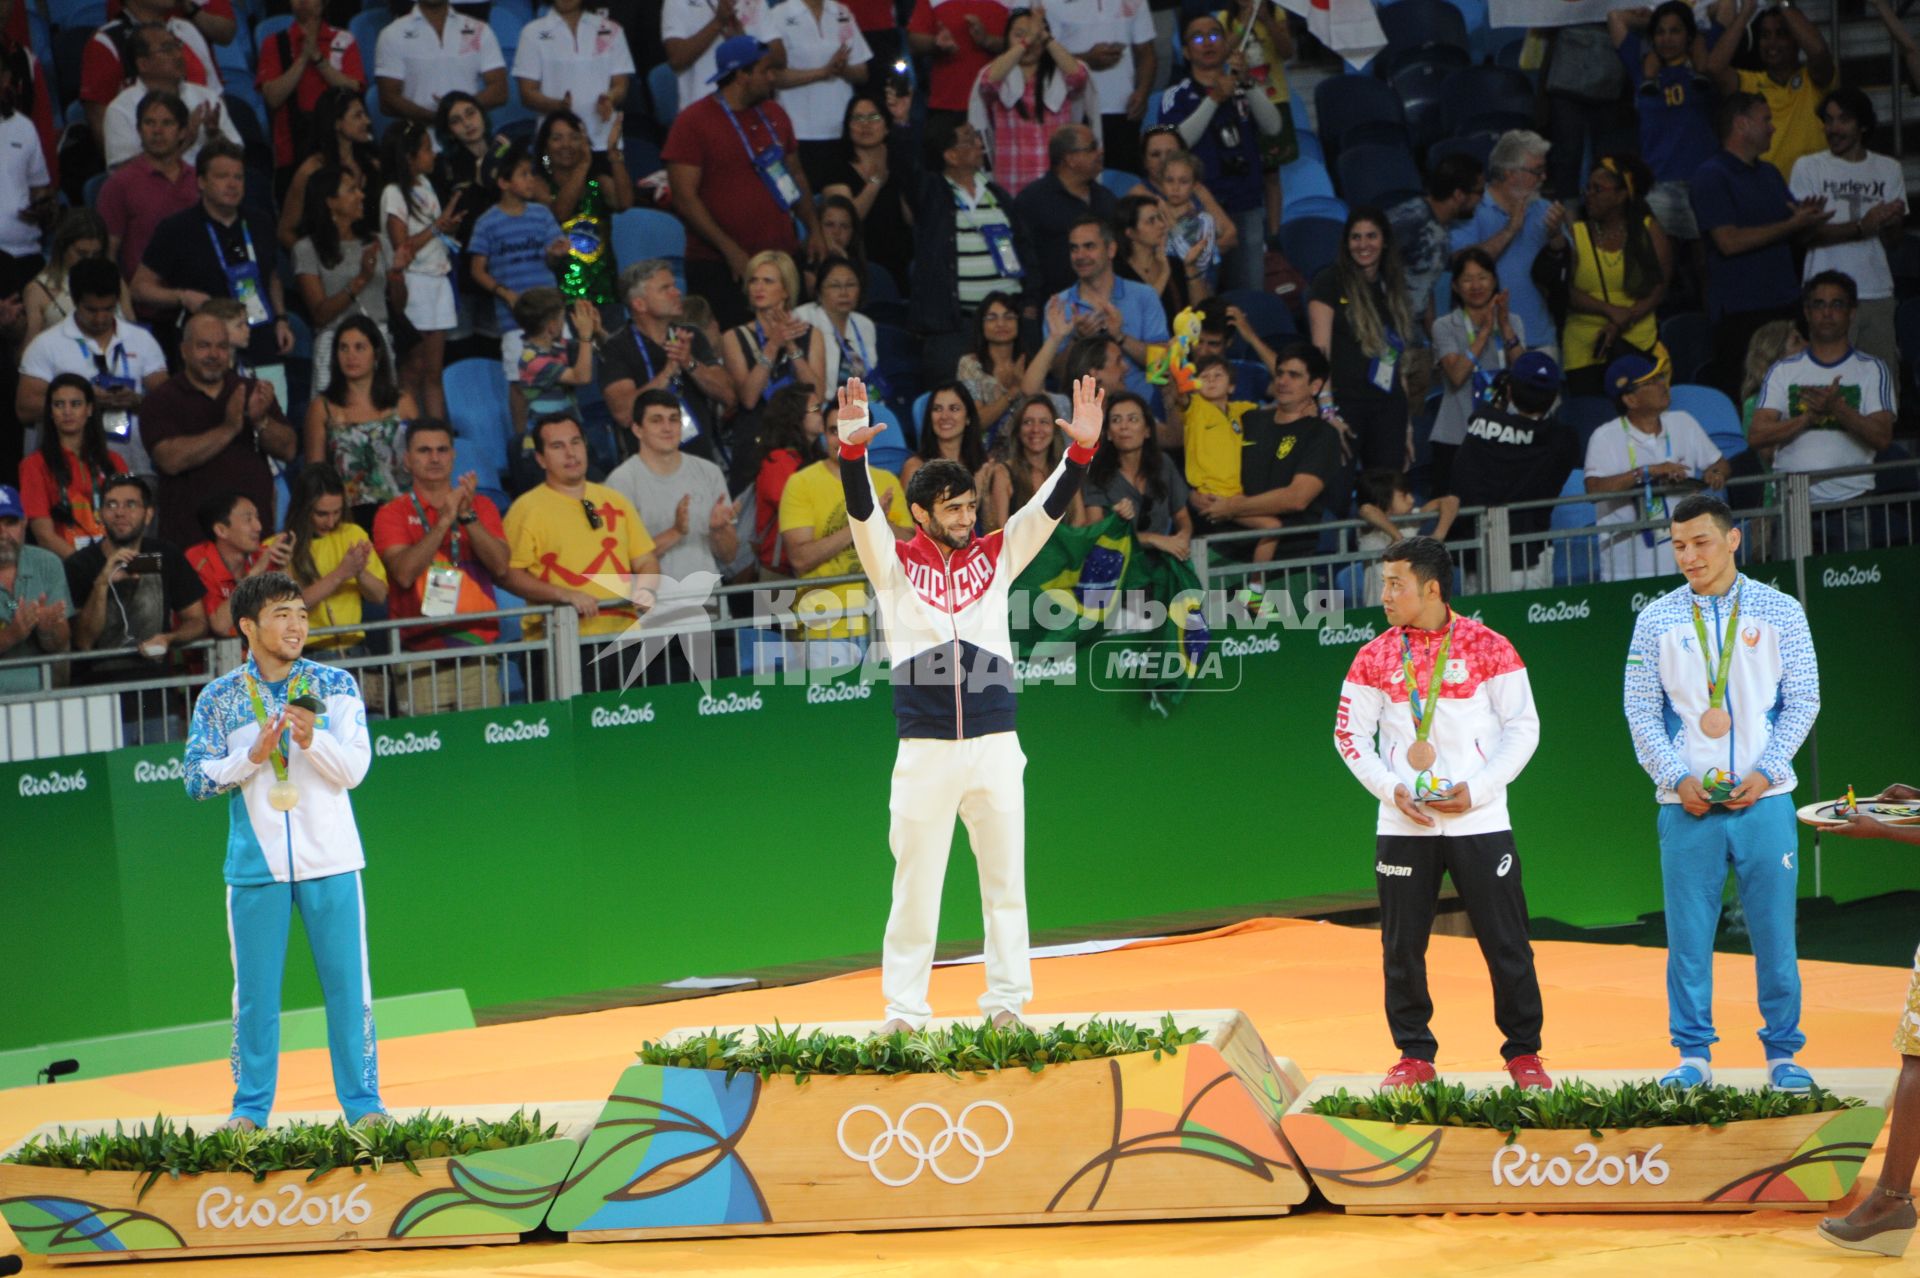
(1759, 346, 1893, 503)
(380, 179, 451, 276)
(1789, 150, 1908, 300)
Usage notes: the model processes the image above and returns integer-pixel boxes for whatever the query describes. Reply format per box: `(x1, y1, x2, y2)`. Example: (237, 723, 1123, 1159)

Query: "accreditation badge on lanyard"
(209, 220, 274, 327)
(1367, 326, 1404, 395)
(413, 495, 466, 618)
(723, 102, 802, 213)
(87, 342, 136, 439)
(636, 329, 704, 446)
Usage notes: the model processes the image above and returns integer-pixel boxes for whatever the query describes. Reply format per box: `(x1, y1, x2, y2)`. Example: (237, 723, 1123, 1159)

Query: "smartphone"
(127, 552, 164, 575)
(886, 56, 914, 99)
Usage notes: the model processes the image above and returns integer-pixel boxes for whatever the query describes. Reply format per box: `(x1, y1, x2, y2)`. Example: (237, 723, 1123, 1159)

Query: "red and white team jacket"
(839, 428, 1094, 740)
(1333, 614, 1541, 837)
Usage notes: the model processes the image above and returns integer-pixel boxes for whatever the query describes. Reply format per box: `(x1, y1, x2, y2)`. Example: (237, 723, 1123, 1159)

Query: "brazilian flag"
(1010, 513, 1212, 706)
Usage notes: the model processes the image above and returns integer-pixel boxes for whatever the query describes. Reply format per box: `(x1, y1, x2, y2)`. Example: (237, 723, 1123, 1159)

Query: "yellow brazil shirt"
(504, 481, 657, 638)
(304, 523, 389, 650)
(1738, 66, 1834, 183)
(777, 460, 909, 639)
(1184, 397, 1259, 497)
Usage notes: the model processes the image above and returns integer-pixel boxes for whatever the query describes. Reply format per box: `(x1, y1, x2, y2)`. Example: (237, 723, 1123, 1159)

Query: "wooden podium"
(549, 1010, 1314, 1241)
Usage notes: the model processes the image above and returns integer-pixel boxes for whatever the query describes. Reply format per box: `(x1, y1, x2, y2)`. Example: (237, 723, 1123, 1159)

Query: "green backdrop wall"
(4, 547, 1917, 1053)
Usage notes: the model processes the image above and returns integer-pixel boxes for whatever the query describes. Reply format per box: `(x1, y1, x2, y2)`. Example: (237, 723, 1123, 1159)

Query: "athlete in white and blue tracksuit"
(1624, 567, 1819, 1087)
(184, 655, 383, 1126)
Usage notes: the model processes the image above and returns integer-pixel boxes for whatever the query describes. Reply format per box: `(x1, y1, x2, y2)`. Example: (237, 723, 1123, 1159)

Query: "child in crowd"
(1161, 151, 1221, 284)
(511, 287, 605, 486)
(1173, 352, 1283, 567)
(468, 145, 570, 436)
(203, 298, 258, 379)
(1355, 468, 1459, 606)
(382, 121, 461, 424)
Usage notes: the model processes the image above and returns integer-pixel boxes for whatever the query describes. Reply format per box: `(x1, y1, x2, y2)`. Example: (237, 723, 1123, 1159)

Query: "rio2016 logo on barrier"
(1221, 634, 1281, 659)
(17, 768, 87, 798)
(1822, 564, 1882, 588)
(374, 730, 442, 756)
(483, 719, 550, 745)
(1319, 622, 1375, 647)
(697, 691, 764, 716)
(590, 703, 656, 728)
(1490, 1141, 1669, 1188)
(1015, 654, 1076, 681)
(835, 1100, 1015, 1188)
(1527, 600, 1591, 624)
(196, 1182, 372, 1230)
(806, 681, 873, 705)
(133, 757, 186, 784)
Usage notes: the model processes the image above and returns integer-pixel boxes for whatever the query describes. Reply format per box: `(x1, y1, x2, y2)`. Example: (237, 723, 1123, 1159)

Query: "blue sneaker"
(1659, 1062, 1712, 1088)
(1770, 1061, 1816, 1092)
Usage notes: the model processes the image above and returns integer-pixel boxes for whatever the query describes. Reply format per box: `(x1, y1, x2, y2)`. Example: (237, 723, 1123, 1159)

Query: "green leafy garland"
(1308, 1079, 1862, 1136)
(639, 1015, 1206, 1081)
(2, 1111, 558, 1194)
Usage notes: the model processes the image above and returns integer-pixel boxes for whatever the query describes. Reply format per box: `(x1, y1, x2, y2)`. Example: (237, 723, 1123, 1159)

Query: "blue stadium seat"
(489, 0, 531, 61)
(1549, 467, 1600, 585)
(1277, 217, 1343, 283)
(865, 261, 901, 305)
(1390, 57, 1458, 157)
(866, 401, 911, 476)
(1896, 297, 1920, 398)
(647, 63, 678, 128)
(1219, 287, 1295, 343)
(1668, 383, 1746, 460)
(1557, 394, 1617, 451)
(1292, 129, 1324, 165)
(452, 433, 502, 489)
(1659, 311, 1713, 385)
(83, 171, 107, 209)
(1377, 0, 1471, 78)
(1098, 168, 1141, 200)
(349, 10, 391, 78)
(907, 391, 930, 446)
(1336, 142, 1424, 209)
(444, 358, 512, 479)
(51, 25, 92, 111)
(49, 0, 109, 29)
(1440, 66, 1536, 138)
(1311, 74, 1407, 166)
(610, 207, 686, 272)
(874, 321, 917, 390)
(1230, 358, 1269, 402)
(1279, 194, 1347, 228)
(361, 82, 390, 143)
(284, 311, 312, 360)
(1276, 156, 1334, 205)
(1426, 132, 1496, 175)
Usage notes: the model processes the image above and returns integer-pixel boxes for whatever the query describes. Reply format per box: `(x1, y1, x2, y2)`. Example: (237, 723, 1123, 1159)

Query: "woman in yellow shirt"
(284, 464, 390, 655)
(1562, 154, 1672, 398)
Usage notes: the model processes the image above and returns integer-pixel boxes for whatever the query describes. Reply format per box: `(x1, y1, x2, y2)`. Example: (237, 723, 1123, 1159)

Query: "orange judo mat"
(2, 917, 1911, 1275)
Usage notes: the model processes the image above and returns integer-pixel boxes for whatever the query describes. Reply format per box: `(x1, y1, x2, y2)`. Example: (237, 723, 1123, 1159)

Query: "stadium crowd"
(0, 0, 1914, 707)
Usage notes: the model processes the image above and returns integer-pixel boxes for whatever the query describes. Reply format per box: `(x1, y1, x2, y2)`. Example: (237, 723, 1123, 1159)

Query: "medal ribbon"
(244, 667, 311, 783)
(1399, 620, 1454, 749)
(1689, 584, 1740, 713)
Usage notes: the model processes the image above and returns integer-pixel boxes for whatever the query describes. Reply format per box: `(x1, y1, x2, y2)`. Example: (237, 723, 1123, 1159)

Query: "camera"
(127, 553, 164, 575)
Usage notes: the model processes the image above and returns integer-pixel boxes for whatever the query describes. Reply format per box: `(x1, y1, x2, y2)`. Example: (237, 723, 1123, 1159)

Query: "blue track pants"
(1657, 794, 1804, 1060)
(226, 871, 383, 1124)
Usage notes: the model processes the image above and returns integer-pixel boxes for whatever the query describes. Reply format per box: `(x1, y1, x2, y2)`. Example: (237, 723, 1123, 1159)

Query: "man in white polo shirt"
(512, 0, 633, 153)
(376, 0, 506, 125)
(661, 0, 770, 114)
(103, 24, 243, 169)
(1749, 268, 1895, 551)
(17, 258, 170, 477)
(1584, 350, 1728, 582)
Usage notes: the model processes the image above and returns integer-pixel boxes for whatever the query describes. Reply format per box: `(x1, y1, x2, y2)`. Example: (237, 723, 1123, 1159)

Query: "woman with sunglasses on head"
(278, 85, 383, 250)
(816, 90, 914, 289)
(19, 374, 129, 559)
(1563, 153, 1670, 397)
(304, 314, 418, 530)
(1156, 12, 1281, 294)
(955, 290, 1032, 445)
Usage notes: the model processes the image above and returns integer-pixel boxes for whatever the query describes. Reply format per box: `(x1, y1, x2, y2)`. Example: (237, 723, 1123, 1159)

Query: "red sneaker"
(1382, 1057, 1438, 1088)
(1507, 1054, 1553, 1090)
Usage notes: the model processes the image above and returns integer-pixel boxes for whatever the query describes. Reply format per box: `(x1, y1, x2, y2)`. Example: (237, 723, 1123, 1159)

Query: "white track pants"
(882, 732, 1031, 1026)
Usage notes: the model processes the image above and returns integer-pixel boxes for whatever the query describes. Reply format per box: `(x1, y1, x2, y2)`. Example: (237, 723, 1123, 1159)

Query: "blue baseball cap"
(708, 35, 772, 83)
(1604, 347, 1672, 399)
(1510, 350, 1562, 393)
(0, 485, 21, 519)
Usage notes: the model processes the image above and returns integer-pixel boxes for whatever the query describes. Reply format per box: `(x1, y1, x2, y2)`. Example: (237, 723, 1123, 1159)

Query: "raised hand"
(673, 494, 692, 534)
(248, 712, 288, 766)
(1057, 373, 1105, 449)
(710, 494, 737, 531)
(835, 377, 887, 448)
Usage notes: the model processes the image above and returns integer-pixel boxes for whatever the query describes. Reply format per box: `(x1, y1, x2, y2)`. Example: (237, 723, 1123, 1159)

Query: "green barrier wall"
(4, 547, 1917, 1053)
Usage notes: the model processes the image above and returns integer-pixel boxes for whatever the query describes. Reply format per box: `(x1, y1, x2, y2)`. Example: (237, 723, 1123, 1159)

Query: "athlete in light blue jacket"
(1623, 493, 1820, 1092)
(184, 571, 386, 1130)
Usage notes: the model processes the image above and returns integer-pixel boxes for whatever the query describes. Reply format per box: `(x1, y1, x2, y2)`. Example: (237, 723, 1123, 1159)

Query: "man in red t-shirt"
(255, 0, 364, 170)
(79, 0, 225, 144)
(661, 34, 826, 330)
(906, 0, 1010, 119)
(184, 490, 289, 635)
(371, 420, 512, 716)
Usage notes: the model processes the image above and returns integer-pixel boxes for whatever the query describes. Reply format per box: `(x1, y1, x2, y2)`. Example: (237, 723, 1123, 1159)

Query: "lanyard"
(411, 491, 461, 564)
(1399, 620, 1453, 747)
(1621, 418, 1673, 548)
(634, 329, 726, 463)
(79, 338, 132, 381)
(243, 666, 309, 784)
(206, 217, 259, 271)
(718, 99, 776, 167)
(832, 318, 869, 379)
(1689, 582, 1741, 713)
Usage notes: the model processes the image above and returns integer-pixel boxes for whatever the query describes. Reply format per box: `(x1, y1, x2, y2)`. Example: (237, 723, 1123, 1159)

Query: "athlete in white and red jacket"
(1333, 535, 1551, 1092)
(837, 375, 1102, 1033)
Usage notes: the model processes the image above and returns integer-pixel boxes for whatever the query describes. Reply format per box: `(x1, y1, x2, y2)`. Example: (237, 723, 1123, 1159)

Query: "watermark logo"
(806, 680, 872, 705)
(374, 730, 442, 756)
(18, 768, 87, 797)
(697, 690, 764, 716)
(581, 569, 725, 694)
(589, 703, 656, 728)
(1821, 564, 1881, 588)
(1526, 599, 1591, 624)
(1088, 640, 1239, 692)
(133, 757, 185, 784)
(1491, 1142, 1669, 1189)
(483, 718, 550, 745)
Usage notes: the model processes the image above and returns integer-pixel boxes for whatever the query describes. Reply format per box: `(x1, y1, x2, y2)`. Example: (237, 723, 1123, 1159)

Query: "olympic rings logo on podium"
(835, 1101, 1015, 1187)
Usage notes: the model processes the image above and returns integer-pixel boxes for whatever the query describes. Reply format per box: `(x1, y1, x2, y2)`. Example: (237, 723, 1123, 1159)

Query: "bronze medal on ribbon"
(1699, 707, 1732, 739)
(1408, 740, 1437, 771)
